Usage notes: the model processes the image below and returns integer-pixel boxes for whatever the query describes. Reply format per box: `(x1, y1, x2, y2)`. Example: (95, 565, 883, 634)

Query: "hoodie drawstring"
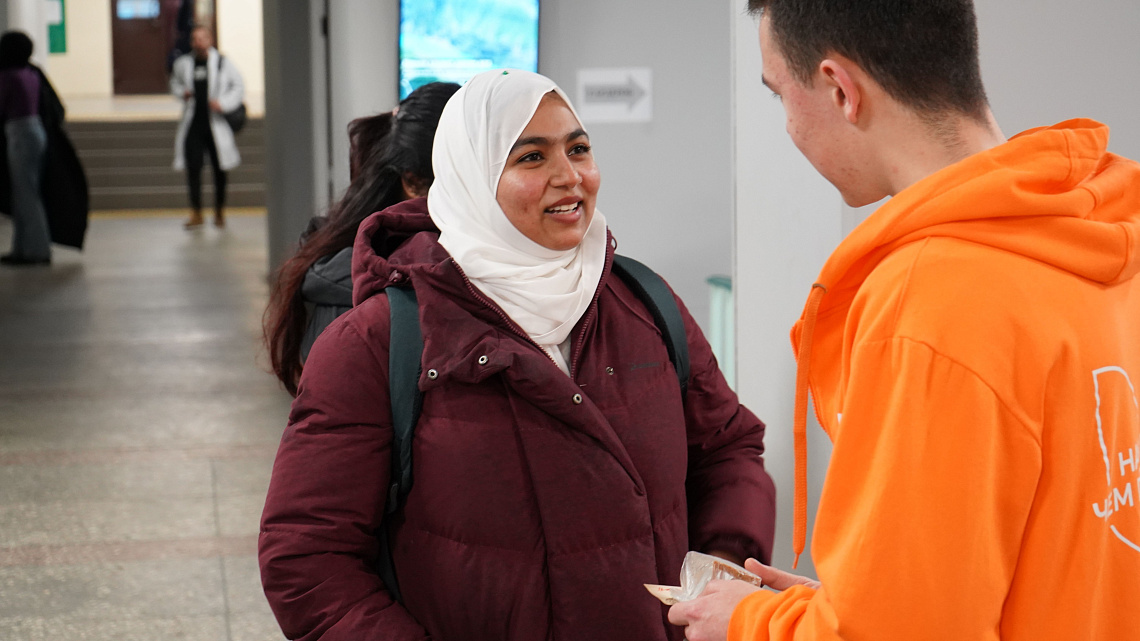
(792, 283, 827, 569)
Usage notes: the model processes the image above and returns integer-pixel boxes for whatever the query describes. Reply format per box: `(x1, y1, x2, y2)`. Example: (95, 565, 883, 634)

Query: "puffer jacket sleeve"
(259, 296, 431, 640)
(678, 292, 777, 564)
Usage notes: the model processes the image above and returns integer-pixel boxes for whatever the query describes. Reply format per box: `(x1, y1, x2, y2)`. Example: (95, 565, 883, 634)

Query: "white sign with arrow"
(576, 68, 653, 124)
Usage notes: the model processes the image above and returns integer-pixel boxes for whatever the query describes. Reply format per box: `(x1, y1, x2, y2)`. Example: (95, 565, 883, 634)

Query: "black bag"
(218, 55, 247, 134)
(223, 102, 247, 134)
(375, 254, 691, 603)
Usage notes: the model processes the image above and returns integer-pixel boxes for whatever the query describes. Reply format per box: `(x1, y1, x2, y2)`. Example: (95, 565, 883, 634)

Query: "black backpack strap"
(376, 285, 423, 604)
(611, 255, 691, 396)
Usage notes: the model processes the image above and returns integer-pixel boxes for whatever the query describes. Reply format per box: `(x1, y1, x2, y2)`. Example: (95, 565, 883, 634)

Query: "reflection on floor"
(0, 209, 290, 641)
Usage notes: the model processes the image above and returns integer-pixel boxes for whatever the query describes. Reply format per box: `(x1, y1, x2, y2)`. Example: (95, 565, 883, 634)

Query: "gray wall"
(539, 1, 734, 330)
(732, 0, 1140, 578)
(977, 1, 1140, 156)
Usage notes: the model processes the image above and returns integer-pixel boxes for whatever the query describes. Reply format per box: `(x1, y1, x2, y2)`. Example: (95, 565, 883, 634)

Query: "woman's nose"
(549, 155, 581, 187)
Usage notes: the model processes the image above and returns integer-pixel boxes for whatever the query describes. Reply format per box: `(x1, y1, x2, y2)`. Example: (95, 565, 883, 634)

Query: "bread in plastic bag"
(645, 551, 765, 605)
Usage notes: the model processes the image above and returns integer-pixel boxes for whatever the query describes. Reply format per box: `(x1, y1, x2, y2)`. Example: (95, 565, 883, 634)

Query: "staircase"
(67, 119, 266, 210)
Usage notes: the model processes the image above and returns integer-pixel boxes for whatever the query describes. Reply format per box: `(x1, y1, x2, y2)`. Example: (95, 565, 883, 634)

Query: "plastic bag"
(645, 551, 765, 605)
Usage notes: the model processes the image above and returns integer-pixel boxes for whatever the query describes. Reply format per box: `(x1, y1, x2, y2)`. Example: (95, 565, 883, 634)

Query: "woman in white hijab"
(428, 70, 608, 375)
(259, 70, 776, 641)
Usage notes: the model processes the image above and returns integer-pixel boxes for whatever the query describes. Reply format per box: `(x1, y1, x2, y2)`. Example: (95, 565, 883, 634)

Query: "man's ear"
(819, 58, 861, 125)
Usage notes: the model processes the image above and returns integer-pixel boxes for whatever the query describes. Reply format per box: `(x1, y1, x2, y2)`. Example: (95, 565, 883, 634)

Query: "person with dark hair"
(258, 70, 777, 640)
(170, 26, 243, 229)
(0, 30, 50, 265)
(669, 1, 1140, 640)
(263, 81, 460, 396)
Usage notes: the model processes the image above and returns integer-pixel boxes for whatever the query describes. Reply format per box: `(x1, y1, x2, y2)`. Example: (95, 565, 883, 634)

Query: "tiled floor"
(0, 210, 290, 640)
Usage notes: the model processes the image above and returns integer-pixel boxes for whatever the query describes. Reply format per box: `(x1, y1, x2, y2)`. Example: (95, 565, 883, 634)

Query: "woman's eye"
(518, 151, 542, 163)
(570, 143, 591, 155)
(771, 91, 781, 100)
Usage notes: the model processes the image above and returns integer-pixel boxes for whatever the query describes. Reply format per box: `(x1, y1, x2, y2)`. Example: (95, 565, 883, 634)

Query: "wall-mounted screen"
(399, 0, 540, 99)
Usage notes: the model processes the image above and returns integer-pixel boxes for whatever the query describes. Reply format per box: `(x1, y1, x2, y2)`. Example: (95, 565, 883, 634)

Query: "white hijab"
(428, 70, 607, 375)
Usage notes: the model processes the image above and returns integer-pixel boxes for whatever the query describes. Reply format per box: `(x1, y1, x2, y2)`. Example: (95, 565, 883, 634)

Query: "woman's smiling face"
(496, 92, 600, 251)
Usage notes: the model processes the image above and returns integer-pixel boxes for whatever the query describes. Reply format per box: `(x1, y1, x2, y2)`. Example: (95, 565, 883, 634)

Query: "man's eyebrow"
(510, 129, 590, 153)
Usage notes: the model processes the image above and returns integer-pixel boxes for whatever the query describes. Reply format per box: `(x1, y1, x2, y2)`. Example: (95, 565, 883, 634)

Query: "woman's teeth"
(545, 203, 579, 214)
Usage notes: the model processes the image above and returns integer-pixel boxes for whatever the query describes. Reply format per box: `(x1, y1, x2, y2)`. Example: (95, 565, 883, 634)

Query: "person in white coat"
(170, 26, 242, 229)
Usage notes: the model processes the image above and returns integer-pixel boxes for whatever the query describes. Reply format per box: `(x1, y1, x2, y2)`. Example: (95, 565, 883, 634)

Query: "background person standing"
(170, 26, 243, 229)
(0, 31, 50, 265)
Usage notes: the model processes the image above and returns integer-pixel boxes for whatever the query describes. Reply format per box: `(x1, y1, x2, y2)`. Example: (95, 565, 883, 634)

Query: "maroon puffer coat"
(259, 199, 776, 641)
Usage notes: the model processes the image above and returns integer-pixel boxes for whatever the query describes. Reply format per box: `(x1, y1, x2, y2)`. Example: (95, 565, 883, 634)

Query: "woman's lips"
(544, 200, 582, 222)
(544, 201, 580, 214)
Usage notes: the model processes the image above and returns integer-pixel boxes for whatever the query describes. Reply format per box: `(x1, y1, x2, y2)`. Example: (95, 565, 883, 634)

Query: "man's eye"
(771, 92, 782, 100)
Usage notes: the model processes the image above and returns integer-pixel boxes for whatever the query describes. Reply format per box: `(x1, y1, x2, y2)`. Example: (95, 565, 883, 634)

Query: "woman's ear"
(401, 173, 428, 199)
(819, 58, 861, 125)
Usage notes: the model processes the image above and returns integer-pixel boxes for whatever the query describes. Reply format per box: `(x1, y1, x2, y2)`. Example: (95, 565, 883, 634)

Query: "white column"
(325, 0, 398, 199)
(731, 3, 839, 579)
(262, 0, 321, 273)
(7, 0, 48, 65)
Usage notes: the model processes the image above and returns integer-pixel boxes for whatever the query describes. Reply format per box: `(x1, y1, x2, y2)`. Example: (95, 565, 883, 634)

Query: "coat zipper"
(451, 248, 613, 380)
(568, 247, 613, 378)
(452, 259, 561, 366)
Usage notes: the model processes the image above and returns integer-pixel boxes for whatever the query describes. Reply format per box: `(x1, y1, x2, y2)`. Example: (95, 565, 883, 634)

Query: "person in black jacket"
(263, 81, 459, 395)
(0, 32, 89, 261)
(0, 31, 49, 265)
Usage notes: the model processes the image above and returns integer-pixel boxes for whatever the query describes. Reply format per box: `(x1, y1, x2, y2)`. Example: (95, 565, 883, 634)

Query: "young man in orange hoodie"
(670, 1, 1140, 639)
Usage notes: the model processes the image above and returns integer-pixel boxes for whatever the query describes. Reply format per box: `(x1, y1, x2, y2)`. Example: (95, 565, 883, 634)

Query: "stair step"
(71, 118, 267, 210)
(69, 129, 266, 151)
(77, 149, 267, 171)
(84, 167, 266, 189)
(90, 193, 266, 210)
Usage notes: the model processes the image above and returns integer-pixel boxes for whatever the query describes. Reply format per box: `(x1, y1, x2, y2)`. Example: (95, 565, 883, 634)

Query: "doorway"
(111, 0, 216, 95)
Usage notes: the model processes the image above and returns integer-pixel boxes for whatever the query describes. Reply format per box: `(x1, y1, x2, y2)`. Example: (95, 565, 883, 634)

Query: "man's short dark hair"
(748, 0, 989, 122)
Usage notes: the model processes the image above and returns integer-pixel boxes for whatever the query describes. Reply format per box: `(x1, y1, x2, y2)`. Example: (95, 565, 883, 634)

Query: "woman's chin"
(539, 230, 587, 251)
(540, 218, 591, 250)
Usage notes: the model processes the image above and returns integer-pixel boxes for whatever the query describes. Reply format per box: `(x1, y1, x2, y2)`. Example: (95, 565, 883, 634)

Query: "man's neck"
(880, 107, 1007, 196)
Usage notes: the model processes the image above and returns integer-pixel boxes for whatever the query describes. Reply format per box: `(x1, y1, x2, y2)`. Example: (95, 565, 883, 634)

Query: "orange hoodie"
(729, 119, 1140, 640)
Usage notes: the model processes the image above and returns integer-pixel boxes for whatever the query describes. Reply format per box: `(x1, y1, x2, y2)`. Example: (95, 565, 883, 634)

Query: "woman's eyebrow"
(511, 129, 590, 154)
(510, 136, 549, 153)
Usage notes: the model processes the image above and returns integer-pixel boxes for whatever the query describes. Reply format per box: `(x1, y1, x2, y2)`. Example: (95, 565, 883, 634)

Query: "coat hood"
(787, 119, 1140, 564)
(300, 246, 353, 307)
(350, 197, 447, 306)
(816, 119, 1140, 304)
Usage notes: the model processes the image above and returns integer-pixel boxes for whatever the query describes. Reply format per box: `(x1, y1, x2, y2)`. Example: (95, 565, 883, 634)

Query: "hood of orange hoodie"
(786, 118, 1140, 565)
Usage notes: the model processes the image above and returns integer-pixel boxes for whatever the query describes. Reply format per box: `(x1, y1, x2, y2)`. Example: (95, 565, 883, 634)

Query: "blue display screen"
(399, 0, 540, 99)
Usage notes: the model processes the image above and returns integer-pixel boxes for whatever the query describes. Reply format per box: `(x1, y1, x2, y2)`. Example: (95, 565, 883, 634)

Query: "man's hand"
(209, 99, 223, 113)
(743, 558, 821, 591)
(667, 559, 822, 641)
(667, 579, 761, 641)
